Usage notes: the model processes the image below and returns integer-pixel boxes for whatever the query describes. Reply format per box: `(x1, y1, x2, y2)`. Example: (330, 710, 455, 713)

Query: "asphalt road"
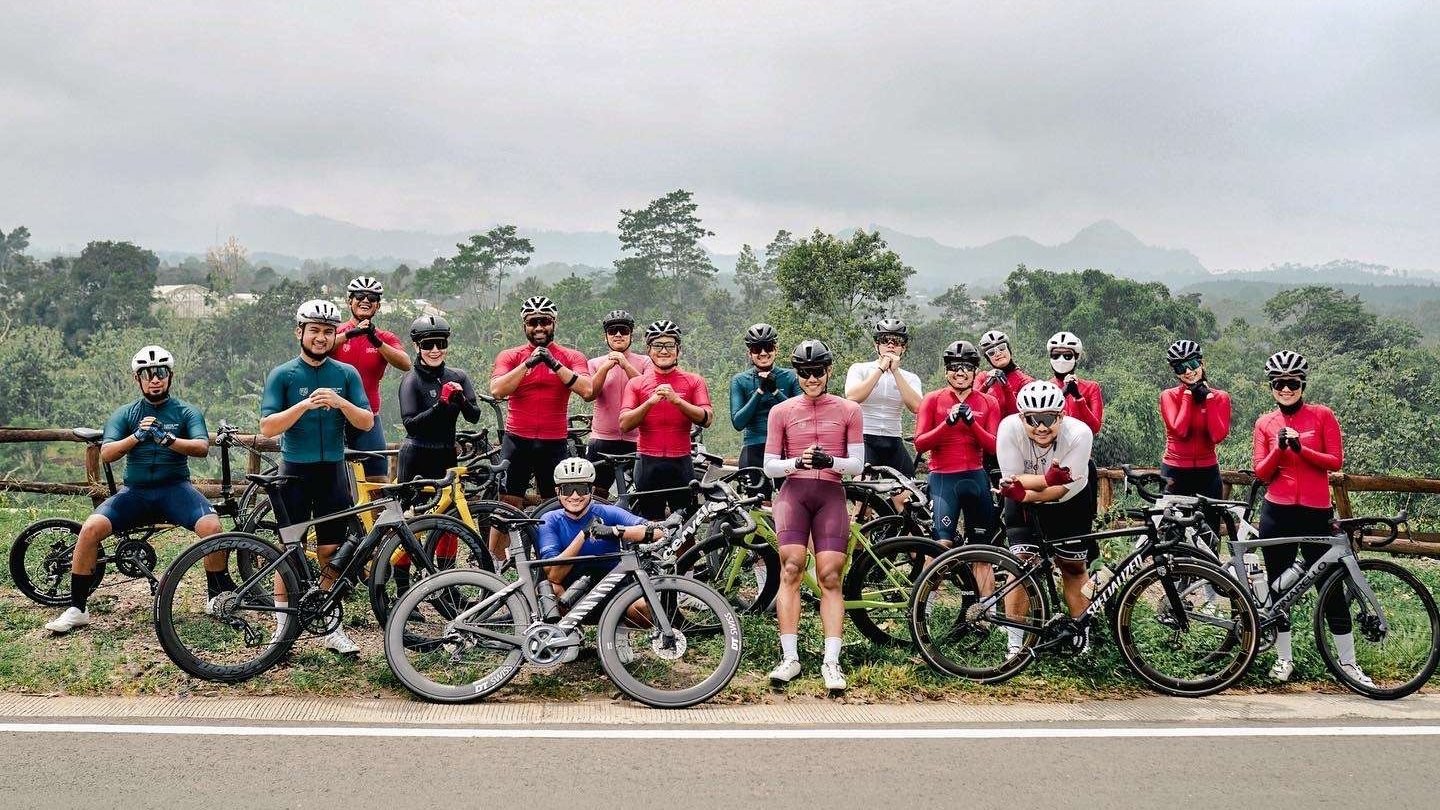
(1, 722, 1433, 808)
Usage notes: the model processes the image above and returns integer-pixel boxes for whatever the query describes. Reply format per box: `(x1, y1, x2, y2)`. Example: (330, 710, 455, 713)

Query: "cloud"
(1, 1, 1436, 269)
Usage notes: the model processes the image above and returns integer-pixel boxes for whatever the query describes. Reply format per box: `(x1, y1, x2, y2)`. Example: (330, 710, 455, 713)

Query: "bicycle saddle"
(72, 427, 104, 443)
(245, 472, 301, 487)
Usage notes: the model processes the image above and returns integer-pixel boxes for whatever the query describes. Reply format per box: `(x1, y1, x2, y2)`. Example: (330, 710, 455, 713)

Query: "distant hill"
(1205, 259, 1440, 287)
(1181, 277, 1440, 340)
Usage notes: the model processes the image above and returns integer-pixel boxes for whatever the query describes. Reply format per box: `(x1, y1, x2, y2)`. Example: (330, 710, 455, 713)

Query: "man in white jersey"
(844, 317, 923, 476)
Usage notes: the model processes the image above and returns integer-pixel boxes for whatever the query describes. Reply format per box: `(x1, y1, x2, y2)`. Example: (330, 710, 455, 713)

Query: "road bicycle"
(152, 469, 486, 683)
(908, 481, 1260, 697)
(9, 422, 272, 605)
(383, 509, 744, 708)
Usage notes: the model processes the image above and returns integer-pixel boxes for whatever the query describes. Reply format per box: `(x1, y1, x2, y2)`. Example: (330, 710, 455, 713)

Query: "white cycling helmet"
(554, 457, 597, 485)
(1015, 381, 1066, 414)
(978, 330, 1010, 353)
(1265, 350, 1308, 379)
(131, 345, 174, 374)
(521, 295, 558, 318)
(347, 276, 384, 296)
(296, 299, 343, 326)
(1166, 339, 1202, 364)
(1047, 331, 1084, 356)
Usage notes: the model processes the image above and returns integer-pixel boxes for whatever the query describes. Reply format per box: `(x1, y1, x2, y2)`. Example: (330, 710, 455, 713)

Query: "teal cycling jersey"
(261, 356, 370, 463)
(101, 397, 208, 487)
(729, 366, 801, 447)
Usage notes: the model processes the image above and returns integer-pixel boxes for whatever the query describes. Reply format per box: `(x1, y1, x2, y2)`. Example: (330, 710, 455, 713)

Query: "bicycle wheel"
(153, 532, 302, 683)
(908, 545, 1044, 682)
(368, 514, 491, 626)
(1314, 558, 1440, 700)
(383, 568, 527, 703)
(234, 499, 302, 578)
(858, 513, 927, 544)
(674, 533, 780, 614)
(597, 575, 743, 708)
(1113, 557, 1259, 697)
(8, 518, 98, 606)
(844, 536, 946, 646)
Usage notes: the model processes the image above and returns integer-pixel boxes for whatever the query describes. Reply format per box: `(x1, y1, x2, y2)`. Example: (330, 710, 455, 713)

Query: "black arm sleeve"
(456, 371, 482, 424)
(400, 372, 446, 435)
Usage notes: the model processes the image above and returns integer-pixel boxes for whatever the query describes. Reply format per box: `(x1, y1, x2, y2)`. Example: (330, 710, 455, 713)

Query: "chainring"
(299, 590, 343, 635)
(522, 623, 582, 668)
(113, 539, 158, 578)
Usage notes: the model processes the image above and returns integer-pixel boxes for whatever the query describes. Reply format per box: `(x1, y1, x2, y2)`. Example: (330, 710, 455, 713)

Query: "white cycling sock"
(1006, 626, 1025, 650)
(779, 633, 799, 662)
(1274, 630, 1293, 661)
(823, 636, 842, 665)
(1333, 632, 1358, 667)
(274, 601, 289, 636)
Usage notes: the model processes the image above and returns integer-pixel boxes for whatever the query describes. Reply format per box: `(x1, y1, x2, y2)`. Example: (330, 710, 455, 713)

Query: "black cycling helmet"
(1166, 339, 1202, 364)
(744, 323, 779, 346)
(410, 315, 451, 341)
(873, 318, 909, 342)
(791, 339, 834, 367)
(942, 340, 981, 367)
(602, 309, 635, 329)
(645, 319, 683, 345)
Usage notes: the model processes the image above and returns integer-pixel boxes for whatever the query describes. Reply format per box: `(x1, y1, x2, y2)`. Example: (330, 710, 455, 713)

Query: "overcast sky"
(2, 1, 1436, 269)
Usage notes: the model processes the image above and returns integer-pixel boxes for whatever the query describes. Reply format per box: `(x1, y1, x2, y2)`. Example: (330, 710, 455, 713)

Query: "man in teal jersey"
(259, 299, 374, 656)
(729, 323, 800, 497)
(46, 346, 224, 634)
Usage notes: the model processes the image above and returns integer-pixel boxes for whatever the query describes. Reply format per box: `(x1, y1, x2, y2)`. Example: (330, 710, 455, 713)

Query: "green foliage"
(1263, 285, 1421, 357)
(615, 189, 716, 310)
(434, 224, 535, 307)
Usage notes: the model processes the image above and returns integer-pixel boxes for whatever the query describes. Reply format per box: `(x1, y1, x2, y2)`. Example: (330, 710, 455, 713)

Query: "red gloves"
(439, 381, 464, 404)
(999, 479, 1028, 502)
(1044, 462, 1074, 487)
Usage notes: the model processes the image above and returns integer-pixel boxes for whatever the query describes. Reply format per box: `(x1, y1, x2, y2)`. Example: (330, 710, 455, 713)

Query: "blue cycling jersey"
(536, 502, 647, 561)
(260, 356, 370, 463)
(729, 366, 801, 447)
(101, 397, 208, 487)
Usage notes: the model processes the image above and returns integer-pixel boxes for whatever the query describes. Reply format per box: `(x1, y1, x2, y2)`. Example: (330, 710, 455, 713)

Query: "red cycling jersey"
(334, 320, 404, 414)
(913, 388, 999, 473)
(491, 343, 589, 440)
(979, 366, 1035, 417)
(621, 367, 712, 457)
(1159, 384, 1232, 468)
(764, 393, 864, 483)
(1252, 403, 1343, 509)
(1053, 375, 1104, 435)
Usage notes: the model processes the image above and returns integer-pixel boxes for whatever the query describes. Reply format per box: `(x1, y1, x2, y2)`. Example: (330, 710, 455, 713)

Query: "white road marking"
(2, 723, 1439, 740)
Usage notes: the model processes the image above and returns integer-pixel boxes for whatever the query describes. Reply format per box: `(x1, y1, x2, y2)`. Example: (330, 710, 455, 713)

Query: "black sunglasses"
(748, 343, 777, 354)
(794, 365, 829, 380)
(138, 367, 172, 381)
(418, 338, 449, 351)
(945, 362, 978, 373)
(606, 325, 632, 336)
(350, 293, 381, 304)
(557, 483, 592, 497)
(525, 317, 555, 328)
(1171, 358, 1202, 374)
(1270, 378, 1305, 392)
(1022, 412, 1062, 428)
(1050, 351, 1077, 361)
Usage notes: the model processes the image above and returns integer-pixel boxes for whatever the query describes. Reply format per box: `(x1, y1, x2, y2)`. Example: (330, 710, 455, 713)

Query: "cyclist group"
(42, 275, 1367, 690)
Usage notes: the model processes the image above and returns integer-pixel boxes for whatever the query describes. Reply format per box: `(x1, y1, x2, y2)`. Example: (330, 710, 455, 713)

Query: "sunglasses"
(1022, 412, 1062, 428)
(877, 337, 907, 347)
(748, 343, 777, 355)
(794, 365, 829, 380)
(1171, 358, 1202, 373)
(606, 325, 632, 336)
(945, 362, 978, 374)
(649, 341, 679, 352)
(1050, 351, 1077, 361)
(525, 317, 555, 328)
(350, 293, 381, 304)
(418, 338, 449, 351)
(138, 367, 172, 381)
(984, 345, 1008, 358)
(557, 483, 592, 497)
(1270, 378, 1305, 392)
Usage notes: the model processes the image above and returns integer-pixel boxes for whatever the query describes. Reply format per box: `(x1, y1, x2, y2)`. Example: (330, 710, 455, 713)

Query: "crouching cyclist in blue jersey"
(535, 458, 668, 658)
(46, 346, 224, 634)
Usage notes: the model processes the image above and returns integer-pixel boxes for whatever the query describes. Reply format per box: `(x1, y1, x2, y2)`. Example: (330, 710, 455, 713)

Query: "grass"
(1, 493, 1436, 704)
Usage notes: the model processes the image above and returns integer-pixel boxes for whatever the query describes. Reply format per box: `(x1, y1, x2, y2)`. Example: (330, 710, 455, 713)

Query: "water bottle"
(320, 538, 359, 591)
(559, 575, 593, 609)
(1243, 553, 1269, 604)
(537, 578, 560, 619)
(1081, 565, 1114, 600)
(1274, 560, 1307, 593)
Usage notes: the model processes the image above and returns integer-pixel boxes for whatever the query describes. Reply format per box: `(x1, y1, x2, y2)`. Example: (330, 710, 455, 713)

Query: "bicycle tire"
(907, 544, 1044, 683)
(857, 513, 929, 543)
(596, 575, 743, 708)
(8, 518, 97, 606)
(1313, 558, 1440, 700)
(844, 535, 946, 646)
(383, 568, 526, 703)
(1112, 556, 1259, 697)
(235, 499, 303, 579)
(153, 531, 303, 683)
(367, 514, 491, 626)
(673, 532, 780, 614)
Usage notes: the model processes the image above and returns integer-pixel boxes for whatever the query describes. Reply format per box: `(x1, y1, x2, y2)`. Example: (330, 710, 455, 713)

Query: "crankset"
(522, 623, 582, 668)
(299, 590, 343, 635)
(113, 539, 158, 579)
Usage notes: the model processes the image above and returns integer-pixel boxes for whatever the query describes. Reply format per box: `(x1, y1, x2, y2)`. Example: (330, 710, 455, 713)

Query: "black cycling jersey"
(399, 361, 481, 449)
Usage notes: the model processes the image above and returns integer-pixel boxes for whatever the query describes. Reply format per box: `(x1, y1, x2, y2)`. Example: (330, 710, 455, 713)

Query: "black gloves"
(1064, 376, 1081, 399)
(1190, 381, 1210, 406)
(759, 373, 777, 394)
(809, 448, 835, 469)
(946, 403, 973, 426)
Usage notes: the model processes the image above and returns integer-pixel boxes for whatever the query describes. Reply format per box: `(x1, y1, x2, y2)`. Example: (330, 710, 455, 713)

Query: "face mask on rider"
(1050, 355, 1077, 375)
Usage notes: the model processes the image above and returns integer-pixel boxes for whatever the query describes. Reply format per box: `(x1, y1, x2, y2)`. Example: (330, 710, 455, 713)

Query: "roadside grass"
(2, 496, 1435, 704)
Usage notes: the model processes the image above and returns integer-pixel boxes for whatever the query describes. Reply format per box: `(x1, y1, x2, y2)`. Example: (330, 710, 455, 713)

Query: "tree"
(616, 189, 716, 309)
(932, 283, 985, 332)
(390, 263, 413, 297)
(0, 225, 31, 276)
(769, 229, 914, 363)
(763, 229, 794, 275)
(733, 243, 775, 306)
(1263, 285, 1420, 358)
(432, 225, 534, 306)
(251, 266, 279, 293)
(25, 241, 159, 349)
(204, 235, 251, 298)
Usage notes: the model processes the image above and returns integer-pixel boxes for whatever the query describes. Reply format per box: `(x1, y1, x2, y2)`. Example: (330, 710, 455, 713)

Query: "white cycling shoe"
(1269, 658, 1295, 682)
(820, 662, 847, 692)
(1340, 662, 1376, 688)
(45, 607, 90, 634)
(324, 628, 360, 656)
(768, 658, 802, 686)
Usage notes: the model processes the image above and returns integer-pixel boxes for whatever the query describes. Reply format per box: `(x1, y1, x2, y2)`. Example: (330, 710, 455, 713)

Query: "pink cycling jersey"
(1160, 384, 1232, 468)
(621, 367, 712, 457)
(491, 343, 589, 440)
(588, 352, 650, 442)
(764, 393, 864, 483)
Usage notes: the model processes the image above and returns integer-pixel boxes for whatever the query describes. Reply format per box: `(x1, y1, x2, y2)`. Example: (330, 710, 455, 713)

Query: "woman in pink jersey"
(762, 339, 864, 693)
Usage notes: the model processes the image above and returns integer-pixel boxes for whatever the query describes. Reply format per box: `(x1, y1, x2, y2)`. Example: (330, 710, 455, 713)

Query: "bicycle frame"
(746, 508, 920, 611)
